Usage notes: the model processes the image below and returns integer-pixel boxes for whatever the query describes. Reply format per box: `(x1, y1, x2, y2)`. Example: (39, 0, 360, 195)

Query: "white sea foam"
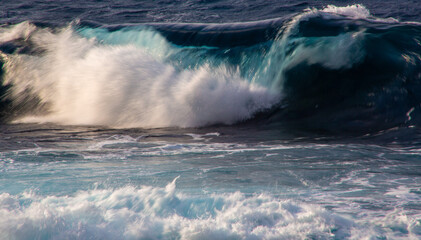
(321, 4, 371, 19)
(305, 4, 398, 23)
(0, 22, 279, 128)
(279, 4, 399, 41)
(1, 179, 419, 240)
(0, 21, 37, 43)
(0, 179, 356, 240)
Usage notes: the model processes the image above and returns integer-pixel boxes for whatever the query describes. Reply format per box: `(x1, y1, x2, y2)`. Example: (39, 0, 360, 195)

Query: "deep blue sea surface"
(1, 1, 421, 239)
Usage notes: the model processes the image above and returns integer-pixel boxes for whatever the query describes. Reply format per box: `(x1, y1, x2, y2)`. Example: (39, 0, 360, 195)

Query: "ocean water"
(1, 1, 421, 239)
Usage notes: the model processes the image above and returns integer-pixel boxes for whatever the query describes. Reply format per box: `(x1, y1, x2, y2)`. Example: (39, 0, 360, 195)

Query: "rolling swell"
(1, 5, 421, 134)
(265, 13, 421, 133)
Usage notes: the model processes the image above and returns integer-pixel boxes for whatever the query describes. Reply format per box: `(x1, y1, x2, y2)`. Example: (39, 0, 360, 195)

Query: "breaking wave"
(1, 4, 420, 133)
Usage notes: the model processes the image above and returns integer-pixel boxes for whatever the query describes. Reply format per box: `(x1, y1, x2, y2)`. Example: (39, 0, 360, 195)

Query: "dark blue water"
(0, 1, 421, 239)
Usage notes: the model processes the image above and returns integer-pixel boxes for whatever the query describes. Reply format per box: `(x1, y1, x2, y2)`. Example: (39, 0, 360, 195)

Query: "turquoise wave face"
(76, 25, 274, 87)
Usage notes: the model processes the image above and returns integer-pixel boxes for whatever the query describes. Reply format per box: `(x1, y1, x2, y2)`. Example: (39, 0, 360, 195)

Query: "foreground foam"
(1, 179, 420, 240)
(0, 179, 356, 240)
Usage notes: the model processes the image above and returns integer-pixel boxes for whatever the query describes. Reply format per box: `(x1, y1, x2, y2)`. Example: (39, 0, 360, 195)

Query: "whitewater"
(0, 1, 421, 239)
